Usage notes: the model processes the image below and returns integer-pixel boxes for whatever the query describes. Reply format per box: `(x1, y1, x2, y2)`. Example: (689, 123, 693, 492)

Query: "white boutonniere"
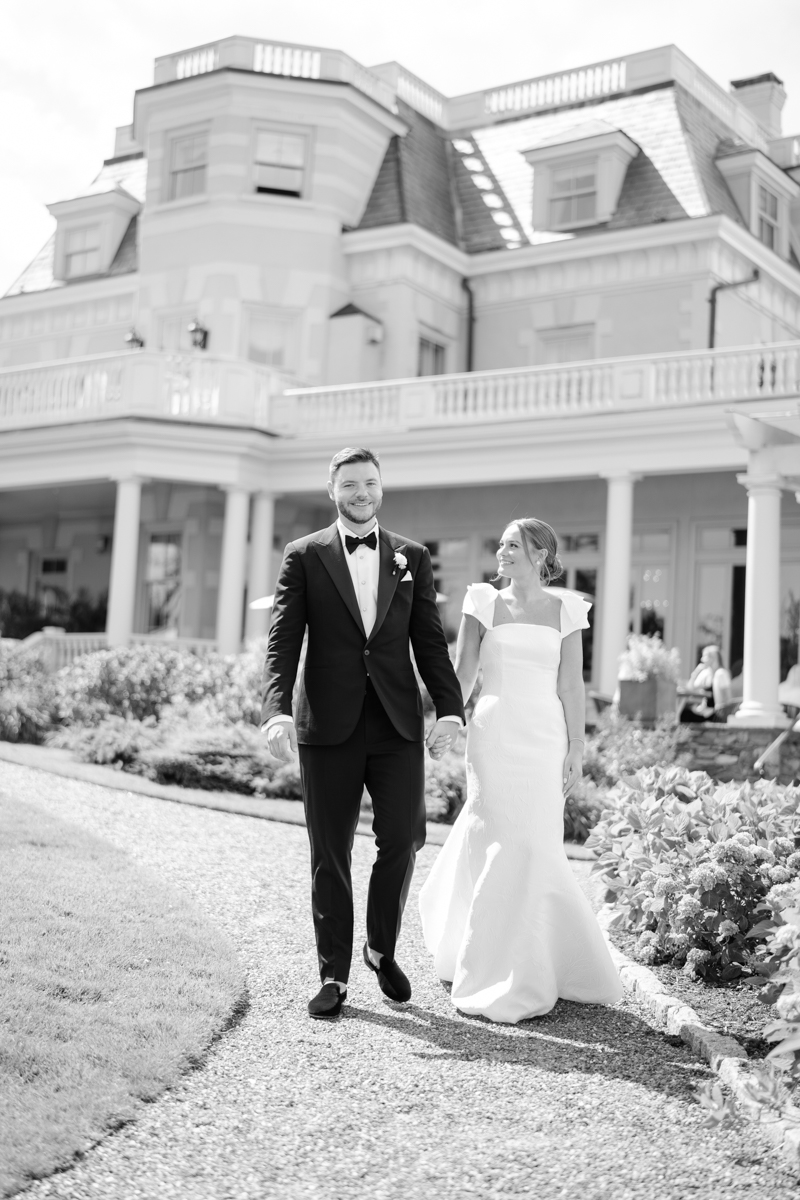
(393, 548, 408, 576)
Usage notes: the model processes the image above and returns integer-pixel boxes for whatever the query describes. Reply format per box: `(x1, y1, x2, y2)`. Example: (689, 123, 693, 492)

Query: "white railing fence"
(275, 342, 800, 437)
(0, 351, 294, 433)
(3, 627, 220, 672)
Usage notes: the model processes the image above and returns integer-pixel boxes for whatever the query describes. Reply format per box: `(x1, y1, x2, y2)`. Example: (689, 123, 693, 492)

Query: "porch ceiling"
(0, 480, 117, 521)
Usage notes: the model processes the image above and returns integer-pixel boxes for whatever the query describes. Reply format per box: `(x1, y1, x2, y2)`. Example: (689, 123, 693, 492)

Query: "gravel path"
(4, 759, 796, 1200)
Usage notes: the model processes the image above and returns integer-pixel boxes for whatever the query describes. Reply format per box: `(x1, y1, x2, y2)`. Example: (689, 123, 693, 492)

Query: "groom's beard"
(337, 498, 382, 526)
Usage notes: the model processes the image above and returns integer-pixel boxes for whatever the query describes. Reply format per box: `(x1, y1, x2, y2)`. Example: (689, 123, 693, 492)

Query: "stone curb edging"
(597, 906, 800, 1167)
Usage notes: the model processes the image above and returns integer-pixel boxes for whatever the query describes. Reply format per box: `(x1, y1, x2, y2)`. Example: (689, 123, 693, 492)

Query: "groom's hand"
(426, 719, 460, 760)
(266, 719, 298, 762)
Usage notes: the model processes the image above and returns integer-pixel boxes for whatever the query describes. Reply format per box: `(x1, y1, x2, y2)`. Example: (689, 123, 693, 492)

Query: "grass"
(0, 793, 246, 1198)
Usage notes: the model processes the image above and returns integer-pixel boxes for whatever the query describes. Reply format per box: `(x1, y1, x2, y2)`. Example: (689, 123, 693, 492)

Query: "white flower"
(393, 550, 407, 571)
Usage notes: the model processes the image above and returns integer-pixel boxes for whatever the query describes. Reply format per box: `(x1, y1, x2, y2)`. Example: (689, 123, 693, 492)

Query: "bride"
(419, 518, 622, 1024)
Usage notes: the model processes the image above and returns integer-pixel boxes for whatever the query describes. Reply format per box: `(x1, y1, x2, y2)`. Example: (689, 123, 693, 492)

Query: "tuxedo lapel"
(368, 529, 402, 644)
(314, 524, 366, 636)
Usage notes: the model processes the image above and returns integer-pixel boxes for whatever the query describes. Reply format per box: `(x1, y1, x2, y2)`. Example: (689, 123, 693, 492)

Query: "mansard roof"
(357, 78, 759, 250)
(4, 154, 145, 297)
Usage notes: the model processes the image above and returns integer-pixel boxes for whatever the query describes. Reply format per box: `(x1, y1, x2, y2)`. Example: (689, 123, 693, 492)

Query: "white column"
(597, 474, 638, 696)
(106, 477, 142, 646)
(216, 486, 250, 655)
(729, 474, 789, 727)
(245, 491, 277, 642)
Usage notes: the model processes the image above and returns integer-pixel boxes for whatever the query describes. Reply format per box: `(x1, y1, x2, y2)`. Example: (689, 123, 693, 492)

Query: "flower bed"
(589, 765, 800, 982)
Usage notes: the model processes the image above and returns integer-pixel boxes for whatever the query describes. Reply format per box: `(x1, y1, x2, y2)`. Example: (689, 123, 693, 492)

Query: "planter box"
(618, 678, 678, 723)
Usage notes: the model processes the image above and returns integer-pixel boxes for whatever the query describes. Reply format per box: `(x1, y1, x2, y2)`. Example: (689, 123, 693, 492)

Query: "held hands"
(265, 719, 298, 763)
(562, 741, 583, 795)
(426, 719, 460, 760)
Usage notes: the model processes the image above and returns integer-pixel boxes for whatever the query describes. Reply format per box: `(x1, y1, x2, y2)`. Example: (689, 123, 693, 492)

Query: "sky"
(2, 0, 799, 294)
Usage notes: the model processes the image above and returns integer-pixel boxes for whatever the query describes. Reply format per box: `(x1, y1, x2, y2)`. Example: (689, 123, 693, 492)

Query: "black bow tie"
(345, 531, 378, 554)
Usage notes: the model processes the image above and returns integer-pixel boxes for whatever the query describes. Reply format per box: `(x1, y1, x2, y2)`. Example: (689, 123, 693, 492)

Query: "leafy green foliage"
(0, 587, 107, 639)
(588, 766, 800, 983)
(583, 711, 690, 789)
(618, 633, 681, 682)
(0, 647, 58, 744)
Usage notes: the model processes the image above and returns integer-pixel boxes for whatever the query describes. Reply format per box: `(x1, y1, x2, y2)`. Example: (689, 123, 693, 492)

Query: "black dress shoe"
(363, 942, 411, 1002)
(308, 983, 346, 1019)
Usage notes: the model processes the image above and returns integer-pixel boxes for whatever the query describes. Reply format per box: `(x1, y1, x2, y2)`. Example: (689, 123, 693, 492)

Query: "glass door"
(144, 532, 183, 634)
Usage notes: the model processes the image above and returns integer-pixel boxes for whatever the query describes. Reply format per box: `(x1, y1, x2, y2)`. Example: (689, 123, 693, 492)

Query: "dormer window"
(550, 164, 597, 227)
(169, 132, 208, 201)
(716, 146, 800, 261)
(254, 131, 305, 197)
(522, 122, 638, 233)
(65, 226, 100, 278)
(758, 185, 779, 250)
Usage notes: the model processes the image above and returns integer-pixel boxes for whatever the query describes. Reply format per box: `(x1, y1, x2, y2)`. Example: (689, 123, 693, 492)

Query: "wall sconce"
(124, 328, 145, 349)
(188, 318, 209, 350)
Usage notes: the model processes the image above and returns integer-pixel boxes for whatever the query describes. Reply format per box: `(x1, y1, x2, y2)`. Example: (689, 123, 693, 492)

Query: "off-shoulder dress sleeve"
(549, 587, 592, 637)
(462, 582, 498, 630)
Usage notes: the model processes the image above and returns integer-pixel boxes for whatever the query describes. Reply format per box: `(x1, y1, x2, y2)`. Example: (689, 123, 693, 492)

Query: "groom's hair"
(328, 446, 381, 480)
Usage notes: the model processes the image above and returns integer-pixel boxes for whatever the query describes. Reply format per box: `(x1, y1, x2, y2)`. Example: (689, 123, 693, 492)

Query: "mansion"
(2, 36, 800, 725)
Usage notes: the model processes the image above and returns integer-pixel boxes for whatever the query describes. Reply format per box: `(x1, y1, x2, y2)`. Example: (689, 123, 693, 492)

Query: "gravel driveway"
(3, 759, 796, 1200)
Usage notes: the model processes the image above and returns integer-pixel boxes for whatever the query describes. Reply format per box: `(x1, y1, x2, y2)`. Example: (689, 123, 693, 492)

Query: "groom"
(262, 447, 464, 1019)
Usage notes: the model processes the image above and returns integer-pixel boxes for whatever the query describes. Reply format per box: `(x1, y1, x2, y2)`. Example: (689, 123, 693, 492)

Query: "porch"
(0, 340, 798, 724)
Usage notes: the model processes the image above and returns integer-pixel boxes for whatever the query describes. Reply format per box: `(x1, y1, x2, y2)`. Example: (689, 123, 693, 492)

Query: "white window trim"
(163, 124, 211, 206)
(251, 123, 313, 202)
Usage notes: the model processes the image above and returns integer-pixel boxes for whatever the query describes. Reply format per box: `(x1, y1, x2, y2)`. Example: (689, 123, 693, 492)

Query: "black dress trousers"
(298, 679, 426, 984)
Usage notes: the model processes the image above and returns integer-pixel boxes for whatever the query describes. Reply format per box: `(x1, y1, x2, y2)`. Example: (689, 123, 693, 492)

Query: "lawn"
(0, 792, 246, 1198)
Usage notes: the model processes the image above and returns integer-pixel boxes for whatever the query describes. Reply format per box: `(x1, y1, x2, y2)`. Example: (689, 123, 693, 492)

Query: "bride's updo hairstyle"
(512, 518, 564, 585)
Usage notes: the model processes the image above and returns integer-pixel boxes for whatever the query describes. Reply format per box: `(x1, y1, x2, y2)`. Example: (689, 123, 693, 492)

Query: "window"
(550, 164, 596, 227)
(65, 227, 100, 278)
(247, 312, 290, 367)
(539, 326, 594, 365)
(418, 337, 445, 376)
(169, 133, 208, 201)
(758, 185, 779, 250)
(254, 131, 305, 197)
(145, 533, 182, 632)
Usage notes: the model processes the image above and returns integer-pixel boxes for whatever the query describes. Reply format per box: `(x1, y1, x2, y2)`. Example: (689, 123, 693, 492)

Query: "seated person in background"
(679, 644, 732, 723)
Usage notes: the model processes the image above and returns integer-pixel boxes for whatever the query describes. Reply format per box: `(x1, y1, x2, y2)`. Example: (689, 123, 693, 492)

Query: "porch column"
(216, 486, 250, 655)
(245, 491, 277, 642)
(106, 476, 142, 646)
(597, 473, 638, 696)
(729, 474, 789, 727)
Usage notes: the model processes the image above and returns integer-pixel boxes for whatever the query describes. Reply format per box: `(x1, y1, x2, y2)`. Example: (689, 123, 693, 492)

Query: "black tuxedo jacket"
(261, 523, 464, 744)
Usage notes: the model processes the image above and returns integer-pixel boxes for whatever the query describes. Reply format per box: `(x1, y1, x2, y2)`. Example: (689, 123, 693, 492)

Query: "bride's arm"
(557, 630, 586, 794)
(454, 614, 482, 704)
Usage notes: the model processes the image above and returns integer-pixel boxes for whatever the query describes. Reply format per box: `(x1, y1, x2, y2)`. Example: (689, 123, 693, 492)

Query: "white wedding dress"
(419, 583, 623, 1024)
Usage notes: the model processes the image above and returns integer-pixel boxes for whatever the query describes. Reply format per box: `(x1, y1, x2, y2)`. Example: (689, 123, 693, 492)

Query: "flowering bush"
(54, 641, 266, 727)
(0, 646, 58, 743)
(588, 766, 800, 982)
(618, 634, 681, 683)
(583, 711, 690, 788)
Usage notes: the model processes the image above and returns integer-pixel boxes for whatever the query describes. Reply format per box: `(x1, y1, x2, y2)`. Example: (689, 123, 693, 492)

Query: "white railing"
(155, 36, 395, 112)
(3, 628, 220, 671)
(484, 59, 627, 118)
(273, 342, 800, 437)
(0, 351, 295, 433)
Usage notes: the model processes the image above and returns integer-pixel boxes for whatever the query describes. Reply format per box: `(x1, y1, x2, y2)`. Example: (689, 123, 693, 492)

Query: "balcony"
(0, 342, 798, 440)
(0, 351, 294, 434)
(273, 341, 800, 437)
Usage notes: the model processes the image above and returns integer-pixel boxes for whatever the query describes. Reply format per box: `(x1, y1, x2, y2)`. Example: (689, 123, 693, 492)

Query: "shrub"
(54, 642, 267, 728)
(425, 751, 467, 823)
(583, 711, 690, 789)
(0, 587, 107, 638)
(700, 878, 800, 1127)
(564, 778, 605, 844)
(589, 765, 800, 983)
(618, 633, 681, 682)
(48, 716, 162, 767)
(0, 647, 58, 744)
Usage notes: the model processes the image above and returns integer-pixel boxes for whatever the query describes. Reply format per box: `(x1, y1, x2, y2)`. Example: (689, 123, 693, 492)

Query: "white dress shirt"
(337, 517, 380, 636)
(263, 519, 461, 730)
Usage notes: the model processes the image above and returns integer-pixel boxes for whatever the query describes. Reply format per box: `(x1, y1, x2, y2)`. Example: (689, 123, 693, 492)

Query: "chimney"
(730, 72, 786, 139)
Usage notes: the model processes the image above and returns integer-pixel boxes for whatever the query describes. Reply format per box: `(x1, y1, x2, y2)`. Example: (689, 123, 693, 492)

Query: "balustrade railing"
(0, 351, 294, 433)
(277, 342, 800, 437)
